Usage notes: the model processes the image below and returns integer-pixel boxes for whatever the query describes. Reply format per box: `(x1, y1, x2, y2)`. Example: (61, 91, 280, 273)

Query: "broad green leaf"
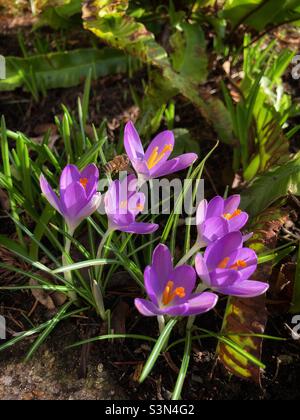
(82, 1, 232, 144)
(241, 152, 300, 216)
(170, 23, 208, 84)
(223, 0, 300, 31)
(0, 48, 135, 92)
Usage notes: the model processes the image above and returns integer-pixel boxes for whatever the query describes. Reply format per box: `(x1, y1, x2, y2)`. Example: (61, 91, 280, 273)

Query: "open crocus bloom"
(40, 164, 101, 232)
(105, 175, 159, 234)
(197, 195, 249, 246)
(195, 232, 269, 298)
(135, 244, 218, 317)
(124, 121, 198, 182)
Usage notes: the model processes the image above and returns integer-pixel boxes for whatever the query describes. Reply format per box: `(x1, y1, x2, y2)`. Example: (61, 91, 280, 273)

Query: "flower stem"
(157, 315, 165, 335)
(62, 227, 77, 302)
(176, 242, 200, 267)
(95, 228, 113, 282)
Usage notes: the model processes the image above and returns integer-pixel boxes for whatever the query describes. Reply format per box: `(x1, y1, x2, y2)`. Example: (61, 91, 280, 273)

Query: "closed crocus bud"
(40, 164, 101, 232)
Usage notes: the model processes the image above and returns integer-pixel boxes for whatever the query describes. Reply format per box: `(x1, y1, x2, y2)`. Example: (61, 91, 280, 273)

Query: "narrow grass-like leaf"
(25, 302, 73, 361)
(66, 334, 156, 349)
(139, 318, 178, 383)
(172, 330, 192, 400)
(0, 307, 89, 354)
(52, 258, 117, 274)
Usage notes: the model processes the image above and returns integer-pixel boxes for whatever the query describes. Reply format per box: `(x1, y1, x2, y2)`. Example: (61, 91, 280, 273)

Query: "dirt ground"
(0, 347, 126, 400)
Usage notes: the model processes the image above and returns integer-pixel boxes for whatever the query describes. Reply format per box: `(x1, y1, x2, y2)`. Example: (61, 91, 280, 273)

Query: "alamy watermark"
(291, 315, 300, 340)
(0, 316, 6, 340)
(0, 55, 5, 80)
(97, 173, 204, 225)
(291, 55, 300, 80)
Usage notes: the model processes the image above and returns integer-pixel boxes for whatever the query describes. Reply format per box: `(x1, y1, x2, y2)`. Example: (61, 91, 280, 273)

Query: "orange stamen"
(80, 178, 88, 189)
(136, 203, 144, 211)
(162, 281, 186, 306)
(218, 257, 230, 269)
(147, 144, 173, 170)
(229, 260, 247, 270)
(223, 209, 242, 220)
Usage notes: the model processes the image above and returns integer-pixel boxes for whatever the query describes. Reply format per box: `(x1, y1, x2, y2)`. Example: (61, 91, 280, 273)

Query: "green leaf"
(52, 258, 117, 274)
(172, 330, 192, 400)
(241, 152, 300, 216)
(0, 48, 135, 92)
(139, 318, 177, 383)
(170, 23, 208, 84)
(25, 302, 72, 361)
(66, 334, 156, 349)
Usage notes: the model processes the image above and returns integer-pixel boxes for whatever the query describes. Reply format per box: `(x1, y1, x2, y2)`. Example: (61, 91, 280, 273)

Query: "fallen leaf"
(29, 279, 56, 311)
(217, 207, 289, 383)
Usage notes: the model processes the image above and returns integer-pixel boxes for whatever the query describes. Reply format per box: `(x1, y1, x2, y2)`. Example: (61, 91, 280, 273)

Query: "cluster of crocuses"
(40, 121, 269, 321)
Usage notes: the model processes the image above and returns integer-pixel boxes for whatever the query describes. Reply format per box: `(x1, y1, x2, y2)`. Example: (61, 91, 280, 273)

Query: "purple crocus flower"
(104, 175, 159, 234)
(40, 164, 101, 232)
(195, 232, 269, 298)
(135, 244, 218, 317)
(197, 195, 249, 246)
(124, 121, 198, 182)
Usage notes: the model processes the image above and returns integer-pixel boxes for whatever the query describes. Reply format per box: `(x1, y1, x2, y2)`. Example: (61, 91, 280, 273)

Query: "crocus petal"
(144, 266, 160, 306)
(163, 303, 190, 317)
(134, 298, 160, 316)
(243, 232, 253, 243)
(118, 222, 159, 234)
(124, 121, 144, 161)
(217, 280, 269, 298)
(128, 192, 145, 217)
(145, 130, 175, 172)
(152, 244, 173, 287)
(227, 211, 248, 231)
(40, 174, 62, 214)
(205, 232, 243, 270)
(185, 292, 219, 316)
(206, 196, 224, 218)
(196, 199, 207, 226)
(224, 195, 240, 214)
(151, 153, 197, 178)
(61, 181, 87, 220)
(195, 253, 211, 286)
(172, 265, 196, 302)
(209, 268, 240, 288)
(60, 164, 81, 194)
(227, 247, 258, 280)
(76, 192, 102, 222)
(200, 217, 229, 245)
(80, 164, 99, 199)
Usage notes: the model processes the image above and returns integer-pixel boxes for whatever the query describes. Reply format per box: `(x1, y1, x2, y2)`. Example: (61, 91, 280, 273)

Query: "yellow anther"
(147, 144, 173, 169)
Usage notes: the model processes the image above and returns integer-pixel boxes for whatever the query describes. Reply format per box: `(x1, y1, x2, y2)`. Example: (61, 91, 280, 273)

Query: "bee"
(104, 154, 132, 175)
